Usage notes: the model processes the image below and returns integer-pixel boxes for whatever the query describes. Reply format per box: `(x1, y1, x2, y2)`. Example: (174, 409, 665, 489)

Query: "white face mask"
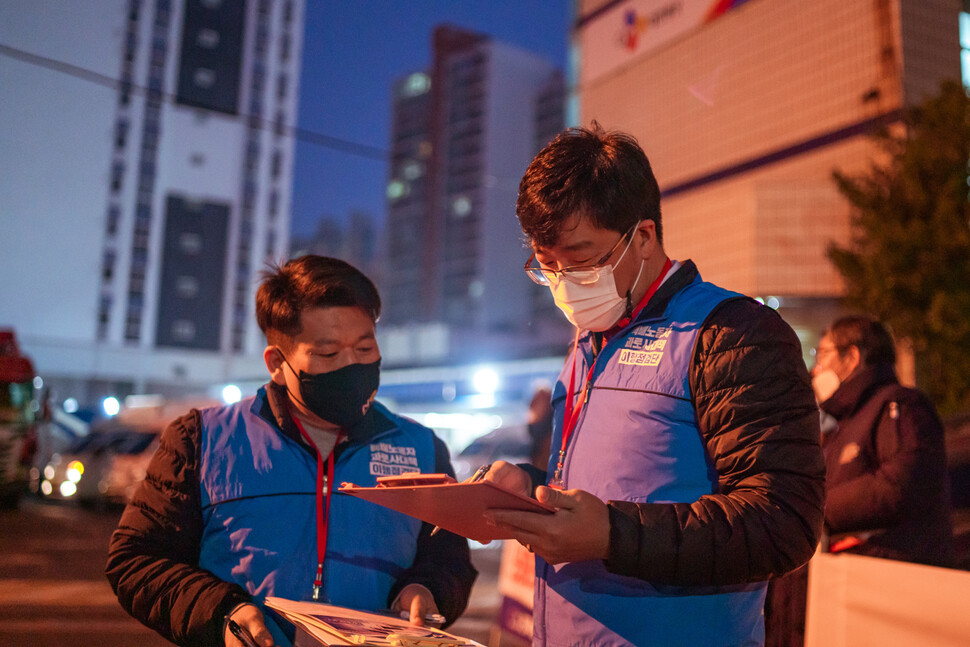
(549, 236, 644, 331)
(812, 368, 841, 404)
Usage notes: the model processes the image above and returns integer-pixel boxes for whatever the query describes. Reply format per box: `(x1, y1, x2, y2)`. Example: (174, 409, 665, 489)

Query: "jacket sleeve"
(825, 390, 945, 533)
(105, 411, 252, 646)
(387, 434, 477, 627)
(604, 298, 826, 585)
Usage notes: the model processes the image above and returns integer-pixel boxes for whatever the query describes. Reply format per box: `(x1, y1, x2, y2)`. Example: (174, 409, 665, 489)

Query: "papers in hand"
(339, 473, 554, 542)
(264, 597, 480, 646)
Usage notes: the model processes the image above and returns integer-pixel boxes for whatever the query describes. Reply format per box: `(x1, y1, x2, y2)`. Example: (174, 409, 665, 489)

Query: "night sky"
(290, 0, 571, 239)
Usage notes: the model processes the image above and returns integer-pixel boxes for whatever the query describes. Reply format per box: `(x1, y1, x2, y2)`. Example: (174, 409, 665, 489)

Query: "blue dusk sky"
(290, 1, 572, 239)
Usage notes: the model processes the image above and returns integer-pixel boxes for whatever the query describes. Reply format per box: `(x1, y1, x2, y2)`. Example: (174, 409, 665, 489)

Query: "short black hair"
(826, 315, 896, 366)
(516, 122, 662, 248)
(256, 255, 381, 348)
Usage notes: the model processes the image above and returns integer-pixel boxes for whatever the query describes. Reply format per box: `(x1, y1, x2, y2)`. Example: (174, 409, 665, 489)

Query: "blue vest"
(535, 275, 767, 646)
(196, 392, 433, 645)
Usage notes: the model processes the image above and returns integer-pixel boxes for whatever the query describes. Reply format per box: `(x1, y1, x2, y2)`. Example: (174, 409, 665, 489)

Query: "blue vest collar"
(259, 383, 399, 455)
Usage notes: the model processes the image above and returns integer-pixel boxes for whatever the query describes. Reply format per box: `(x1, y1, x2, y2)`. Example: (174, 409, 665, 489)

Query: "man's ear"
(843, 345, 862, 377)
(264, 346, 288, 386)
(634, 220, 659, 259)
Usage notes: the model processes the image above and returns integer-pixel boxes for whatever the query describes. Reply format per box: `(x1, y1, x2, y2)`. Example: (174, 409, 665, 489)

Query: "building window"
(102, 251, 116, 281)
(97, 295, 112, 340)
(280, 32, 291, 61)
(171, 319, 196, 342)
(179, 232, 203, 255)
(193, 67, 216, 88)
(114, 119, 130, 149)
(451, 195, 472, 218)
(111, 161, 125, 192)
(196, 28, 220, 49)
(106, 204, 121, 236)
(175, 275, 200, 298)
(271, 150, 282, 178)
(275, 109, 286, 136)
(125, 318, 141, 341)
(401, 72, 431, 98)
(269, 189, 280, 217)
(961, 12, 970, 87)
(266, 229, 276, 256)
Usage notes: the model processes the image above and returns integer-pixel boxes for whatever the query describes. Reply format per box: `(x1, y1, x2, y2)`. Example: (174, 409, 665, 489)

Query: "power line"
(0, 42, 389, 161)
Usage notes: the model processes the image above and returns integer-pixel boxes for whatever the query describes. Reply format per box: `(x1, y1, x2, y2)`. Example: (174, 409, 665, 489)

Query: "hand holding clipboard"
(429, 464, 492, 536)
(339, 470, 554, 542)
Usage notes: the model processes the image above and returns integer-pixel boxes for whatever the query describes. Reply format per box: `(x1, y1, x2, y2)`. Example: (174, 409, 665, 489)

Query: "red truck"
(0, 329, 39, 507)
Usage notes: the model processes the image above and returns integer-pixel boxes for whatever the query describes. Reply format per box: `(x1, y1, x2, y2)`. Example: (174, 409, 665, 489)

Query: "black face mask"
(283, 357, 381, 430)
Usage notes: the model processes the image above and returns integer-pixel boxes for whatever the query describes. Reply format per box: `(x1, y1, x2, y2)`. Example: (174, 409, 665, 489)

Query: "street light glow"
(102, 396, 121, 417)
(472, 367, 500, 394)
(222, 384, 242, 404)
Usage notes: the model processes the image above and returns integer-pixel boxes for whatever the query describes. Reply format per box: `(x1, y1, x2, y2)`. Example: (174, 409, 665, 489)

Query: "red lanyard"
(551, 258, 673, 488)
(292, 416, 340, 601)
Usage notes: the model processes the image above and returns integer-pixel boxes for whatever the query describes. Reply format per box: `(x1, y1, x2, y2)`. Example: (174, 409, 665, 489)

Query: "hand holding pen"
(429, 463, 491, 537)
(227, 619, 263, 647)
(225, 604, 274, 647)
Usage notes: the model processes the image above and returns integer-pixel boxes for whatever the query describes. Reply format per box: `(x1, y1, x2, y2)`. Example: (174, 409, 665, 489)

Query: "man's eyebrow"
(312, 331, 376, 347)
(536, 240, 596, 254)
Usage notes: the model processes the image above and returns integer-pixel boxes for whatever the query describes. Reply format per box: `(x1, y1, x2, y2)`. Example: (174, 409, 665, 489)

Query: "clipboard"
(339, 473, 554, 541)
(264, 596, 483, 646)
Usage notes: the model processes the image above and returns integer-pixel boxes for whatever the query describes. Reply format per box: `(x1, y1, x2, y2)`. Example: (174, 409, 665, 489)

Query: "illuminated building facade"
(574, 0, 961, 356)
(0, 0, 304, 405)
(381, 26, 567, 367)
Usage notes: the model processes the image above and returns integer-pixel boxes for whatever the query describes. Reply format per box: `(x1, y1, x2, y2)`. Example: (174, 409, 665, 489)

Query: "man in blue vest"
(484, 124, 826, 646)
(106, 256, 476, 646)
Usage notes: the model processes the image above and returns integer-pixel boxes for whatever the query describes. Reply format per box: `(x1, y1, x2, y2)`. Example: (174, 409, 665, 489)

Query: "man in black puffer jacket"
(766, 315, 954, 647)
(814, 316, 953, 565)
(482, 124, 826, 646)
(105, 257, 476, 646)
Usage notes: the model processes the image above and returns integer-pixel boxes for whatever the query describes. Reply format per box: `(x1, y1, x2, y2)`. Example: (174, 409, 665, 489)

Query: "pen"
(429, 463, 491, 537)
(226, 618, 262, 647)
(377, 609, 447, 626)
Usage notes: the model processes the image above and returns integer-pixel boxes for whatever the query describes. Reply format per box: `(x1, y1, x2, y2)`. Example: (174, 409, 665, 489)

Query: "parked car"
(38, 424, 159, 505)
(452, 425, 533, 482)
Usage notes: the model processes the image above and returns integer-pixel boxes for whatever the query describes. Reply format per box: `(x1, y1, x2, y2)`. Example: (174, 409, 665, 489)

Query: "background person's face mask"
(549, 233, 644, 331)
(284, 358, 381, 429)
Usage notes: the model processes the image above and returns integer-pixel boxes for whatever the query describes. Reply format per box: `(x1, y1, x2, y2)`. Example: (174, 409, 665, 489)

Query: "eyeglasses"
(811, 345, 841, 362)
(524, 224, 636, 286)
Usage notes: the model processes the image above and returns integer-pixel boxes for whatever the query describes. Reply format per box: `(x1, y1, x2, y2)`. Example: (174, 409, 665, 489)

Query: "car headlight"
(66, 460, 85, 483)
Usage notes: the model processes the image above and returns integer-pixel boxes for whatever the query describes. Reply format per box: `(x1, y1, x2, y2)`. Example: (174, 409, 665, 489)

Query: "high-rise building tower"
(382, 26, 567, 366)
(0, 0, 304, 405)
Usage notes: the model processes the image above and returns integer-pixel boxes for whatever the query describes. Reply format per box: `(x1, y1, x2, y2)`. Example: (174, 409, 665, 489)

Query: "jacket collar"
(636, 259, 699, 321)
(820, 362, 898, 420)
(591, 260, 699, 350)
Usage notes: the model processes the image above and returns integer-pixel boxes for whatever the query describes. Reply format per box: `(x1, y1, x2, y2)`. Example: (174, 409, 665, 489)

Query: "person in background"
(483, 123, 826, 646)
(812, 315, 953, 565)
(526, 385, 553, 469)
(106, 256, 476, 647)
(765, 315, 954, 647)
